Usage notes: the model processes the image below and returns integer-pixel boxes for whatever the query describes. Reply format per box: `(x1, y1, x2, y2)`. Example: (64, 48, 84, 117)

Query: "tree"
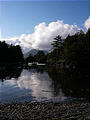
(52, 35, 63, 50)
(47, 29, 90, 70)
(25, 54, 35, 63)
(0, 41, 24, 64)
(35, 50, 46, 63)
(51, 35, 63, 63)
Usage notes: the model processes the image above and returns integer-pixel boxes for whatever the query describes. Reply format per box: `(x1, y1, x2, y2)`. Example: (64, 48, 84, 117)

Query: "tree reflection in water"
(46, 66, 90, 99)
(0, 66, 90, 104)
(0, 65, 22, 81)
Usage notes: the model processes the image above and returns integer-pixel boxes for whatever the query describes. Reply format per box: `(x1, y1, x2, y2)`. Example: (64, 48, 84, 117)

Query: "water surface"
(0, 66, 90, 103)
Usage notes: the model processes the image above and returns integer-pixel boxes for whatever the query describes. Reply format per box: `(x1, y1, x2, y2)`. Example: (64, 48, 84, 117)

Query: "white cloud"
(0, 20, 81, 53)
(84, 16, 90, 30)
(0, 37, 20, 45)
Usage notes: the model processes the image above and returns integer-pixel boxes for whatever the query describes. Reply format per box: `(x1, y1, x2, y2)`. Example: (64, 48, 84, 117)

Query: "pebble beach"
(0, 100, 90, 120)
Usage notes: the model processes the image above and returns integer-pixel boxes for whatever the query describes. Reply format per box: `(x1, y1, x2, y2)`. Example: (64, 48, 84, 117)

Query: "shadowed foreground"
(0, 100, 90, 120)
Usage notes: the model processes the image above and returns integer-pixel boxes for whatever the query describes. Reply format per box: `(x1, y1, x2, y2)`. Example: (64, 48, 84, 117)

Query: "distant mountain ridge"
(24, 49, 48, 58)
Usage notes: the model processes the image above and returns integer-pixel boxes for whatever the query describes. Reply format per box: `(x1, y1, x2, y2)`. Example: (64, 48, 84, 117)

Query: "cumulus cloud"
(0, 37, 20, 45)
(0, 20, 81, 53)
(84, 16, 90, 30)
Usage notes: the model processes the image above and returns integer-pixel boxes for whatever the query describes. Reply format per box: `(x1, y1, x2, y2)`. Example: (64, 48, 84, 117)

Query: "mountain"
(24, 49, 38, 58)
(24, 49, 48, 58)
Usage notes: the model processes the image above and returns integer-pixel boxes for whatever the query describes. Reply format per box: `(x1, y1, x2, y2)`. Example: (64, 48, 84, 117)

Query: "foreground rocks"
(0, 100, 90, 120)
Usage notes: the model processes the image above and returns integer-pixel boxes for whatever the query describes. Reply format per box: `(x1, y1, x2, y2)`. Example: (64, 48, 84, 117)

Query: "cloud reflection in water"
(1, 68, 67, 103)
(16, 69, 66, 102)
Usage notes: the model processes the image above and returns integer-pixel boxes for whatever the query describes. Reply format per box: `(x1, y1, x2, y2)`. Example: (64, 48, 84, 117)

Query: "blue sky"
(1, 0, 90, 38)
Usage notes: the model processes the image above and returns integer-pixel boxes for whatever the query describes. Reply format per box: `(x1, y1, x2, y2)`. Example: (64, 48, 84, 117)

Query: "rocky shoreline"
(0, 100, 90, 120)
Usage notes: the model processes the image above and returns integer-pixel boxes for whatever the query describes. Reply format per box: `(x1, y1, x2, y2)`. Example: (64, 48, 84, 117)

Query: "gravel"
(0, 100, 90, 120)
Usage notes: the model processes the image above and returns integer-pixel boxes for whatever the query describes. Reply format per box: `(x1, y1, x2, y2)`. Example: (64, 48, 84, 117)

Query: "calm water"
(0, 66, 90, 104)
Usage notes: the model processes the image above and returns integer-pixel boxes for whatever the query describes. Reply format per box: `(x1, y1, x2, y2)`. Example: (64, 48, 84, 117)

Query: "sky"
(0, 0, 90, 52)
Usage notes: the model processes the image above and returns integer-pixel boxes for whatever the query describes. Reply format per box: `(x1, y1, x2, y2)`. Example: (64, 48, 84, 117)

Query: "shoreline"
(0, 99, 90, 120)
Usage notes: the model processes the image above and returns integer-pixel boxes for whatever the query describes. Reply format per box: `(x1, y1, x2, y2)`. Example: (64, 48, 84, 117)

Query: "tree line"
(47, 29, 90, 70)
(0, 28, 90, 70)
(25, 50, 47, 64)
(26, 28, 90, 71)
(0, 41, 23, 64)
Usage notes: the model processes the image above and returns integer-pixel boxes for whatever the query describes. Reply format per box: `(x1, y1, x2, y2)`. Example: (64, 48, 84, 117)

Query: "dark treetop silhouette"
(0, 41, 23, 64)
